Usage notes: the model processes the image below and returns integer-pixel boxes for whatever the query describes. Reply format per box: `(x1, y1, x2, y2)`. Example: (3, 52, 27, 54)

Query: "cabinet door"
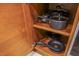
(0, 4, 33, 55)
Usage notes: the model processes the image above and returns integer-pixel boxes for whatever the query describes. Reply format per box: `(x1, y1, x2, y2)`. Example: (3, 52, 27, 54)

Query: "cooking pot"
(49, 5, 70, 29)
(50, 5, 70, 17)
(49, 15, 69, 29)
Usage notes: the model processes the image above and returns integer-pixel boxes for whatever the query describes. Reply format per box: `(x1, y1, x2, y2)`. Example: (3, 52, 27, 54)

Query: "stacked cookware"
(36, 5, 70, 53)
(37, 5, 70, 29)
(36, 31, 65, 53)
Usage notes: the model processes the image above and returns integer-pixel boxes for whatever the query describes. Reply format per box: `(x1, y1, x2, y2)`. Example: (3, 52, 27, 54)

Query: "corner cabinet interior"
(0, 3, 78, 56)
(29, 3, 79, 56)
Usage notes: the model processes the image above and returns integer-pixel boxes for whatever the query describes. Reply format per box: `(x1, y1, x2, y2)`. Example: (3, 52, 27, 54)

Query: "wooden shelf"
(35, 38, 65, 56)
(33, 22, 72, 36)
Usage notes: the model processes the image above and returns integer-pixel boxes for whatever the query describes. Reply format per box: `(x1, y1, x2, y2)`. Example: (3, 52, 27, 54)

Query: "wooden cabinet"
(29, 3, 79, 56)
(0, 4, 34, 56)
(0, 3, 78, 56)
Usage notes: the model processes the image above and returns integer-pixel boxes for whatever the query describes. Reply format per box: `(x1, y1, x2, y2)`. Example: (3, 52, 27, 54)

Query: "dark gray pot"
(50, 19, 68, 30)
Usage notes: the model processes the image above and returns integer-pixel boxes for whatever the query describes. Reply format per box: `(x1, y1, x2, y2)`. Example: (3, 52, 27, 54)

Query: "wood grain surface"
(0, 4, 34, 56)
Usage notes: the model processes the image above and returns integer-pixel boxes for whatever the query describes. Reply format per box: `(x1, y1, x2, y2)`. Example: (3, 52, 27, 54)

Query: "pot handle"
(36, 16, 44, 19)
(56, 5, 62, 9)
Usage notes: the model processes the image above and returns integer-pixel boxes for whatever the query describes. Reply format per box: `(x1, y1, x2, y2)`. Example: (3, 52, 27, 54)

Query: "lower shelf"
(35, 38, 65, 56)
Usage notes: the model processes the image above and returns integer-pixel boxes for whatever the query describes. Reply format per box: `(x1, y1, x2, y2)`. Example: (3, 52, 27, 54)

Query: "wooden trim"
(64, 5, 79, 55)
(67, 22, 79, 55)
(21, 4, 34, 54)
